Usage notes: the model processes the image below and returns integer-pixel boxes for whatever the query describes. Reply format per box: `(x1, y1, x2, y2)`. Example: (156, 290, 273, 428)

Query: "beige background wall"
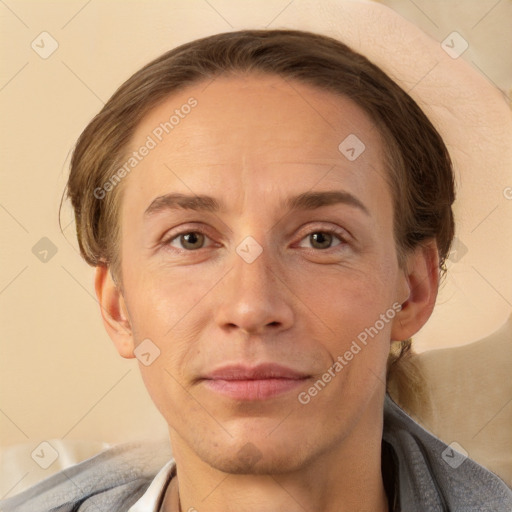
(1, 0, 511, 496)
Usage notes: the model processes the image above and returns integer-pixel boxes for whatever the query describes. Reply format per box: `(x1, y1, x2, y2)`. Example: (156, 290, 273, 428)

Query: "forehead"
(121, 73, 390, 215)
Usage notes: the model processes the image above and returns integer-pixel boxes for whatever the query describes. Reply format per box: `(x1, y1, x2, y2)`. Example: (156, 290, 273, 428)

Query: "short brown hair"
(63, 29, 456, 387)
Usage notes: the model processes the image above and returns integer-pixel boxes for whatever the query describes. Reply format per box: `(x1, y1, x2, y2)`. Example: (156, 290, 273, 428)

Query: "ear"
(94, 265, 135, 359)
(391, 239, 440, 342)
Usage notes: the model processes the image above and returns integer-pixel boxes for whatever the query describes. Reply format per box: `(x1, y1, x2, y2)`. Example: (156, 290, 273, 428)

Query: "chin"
(202, 439, 311, 475)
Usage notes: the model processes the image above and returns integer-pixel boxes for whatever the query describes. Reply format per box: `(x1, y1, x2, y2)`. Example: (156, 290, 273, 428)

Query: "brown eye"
(168, 231, 207, 250)
(298, 230, 344, 250)
(309, 232, 334, 249)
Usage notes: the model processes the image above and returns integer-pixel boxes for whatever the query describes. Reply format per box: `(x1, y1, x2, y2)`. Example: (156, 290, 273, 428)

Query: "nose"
(214, 240, 294, 336)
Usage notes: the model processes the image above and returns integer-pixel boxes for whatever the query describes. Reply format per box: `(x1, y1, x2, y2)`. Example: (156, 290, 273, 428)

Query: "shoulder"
(383, 394, 512, 511)
(0, 439, 173, 512)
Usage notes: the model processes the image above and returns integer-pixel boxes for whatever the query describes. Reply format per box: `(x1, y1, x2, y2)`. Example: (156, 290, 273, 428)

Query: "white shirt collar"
(128, 459, 176, 512)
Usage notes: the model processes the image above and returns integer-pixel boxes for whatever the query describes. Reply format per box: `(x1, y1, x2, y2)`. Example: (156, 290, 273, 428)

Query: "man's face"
(117, 73, 409, 474)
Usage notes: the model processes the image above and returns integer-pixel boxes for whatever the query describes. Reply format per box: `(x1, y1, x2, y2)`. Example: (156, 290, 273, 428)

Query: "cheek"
(295, 262, 399, 396)
(295, 258, 397, 332)
(293, 266, 397, 412)
(122, 262, 216, 375)
(122, 250, 202, 327)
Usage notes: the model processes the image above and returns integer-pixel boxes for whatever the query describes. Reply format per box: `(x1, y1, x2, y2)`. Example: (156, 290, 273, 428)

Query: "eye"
(297, 230, 346, 250)
(165, 230, 213, 251)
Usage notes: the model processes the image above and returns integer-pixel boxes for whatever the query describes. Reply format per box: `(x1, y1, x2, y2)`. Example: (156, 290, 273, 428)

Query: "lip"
(200, 363, 311, 401)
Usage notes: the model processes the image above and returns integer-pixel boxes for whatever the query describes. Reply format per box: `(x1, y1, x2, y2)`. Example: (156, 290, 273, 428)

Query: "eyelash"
(162, 225, 349, 252)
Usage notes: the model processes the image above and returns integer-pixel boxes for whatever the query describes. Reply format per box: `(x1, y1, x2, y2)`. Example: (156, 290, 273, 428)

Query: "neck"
(163, 396, 389, 512)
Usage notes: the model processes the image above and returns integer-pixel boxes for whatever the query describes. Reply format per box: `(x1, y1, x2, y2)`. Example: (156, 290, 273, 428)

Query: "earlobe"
(391, 239, 440, 342)
(94, 265, 135, 359)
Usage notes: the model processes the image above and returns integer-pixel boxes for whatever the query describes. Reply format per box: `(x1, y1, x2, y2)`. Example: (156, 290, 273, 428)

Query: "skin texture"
(95, 73, 439, 512)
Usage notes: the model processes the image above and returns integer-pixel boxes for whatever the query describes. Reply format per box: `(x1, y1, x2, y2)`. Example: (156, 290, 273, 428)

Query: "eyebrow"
(144, 190, 370, 217)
